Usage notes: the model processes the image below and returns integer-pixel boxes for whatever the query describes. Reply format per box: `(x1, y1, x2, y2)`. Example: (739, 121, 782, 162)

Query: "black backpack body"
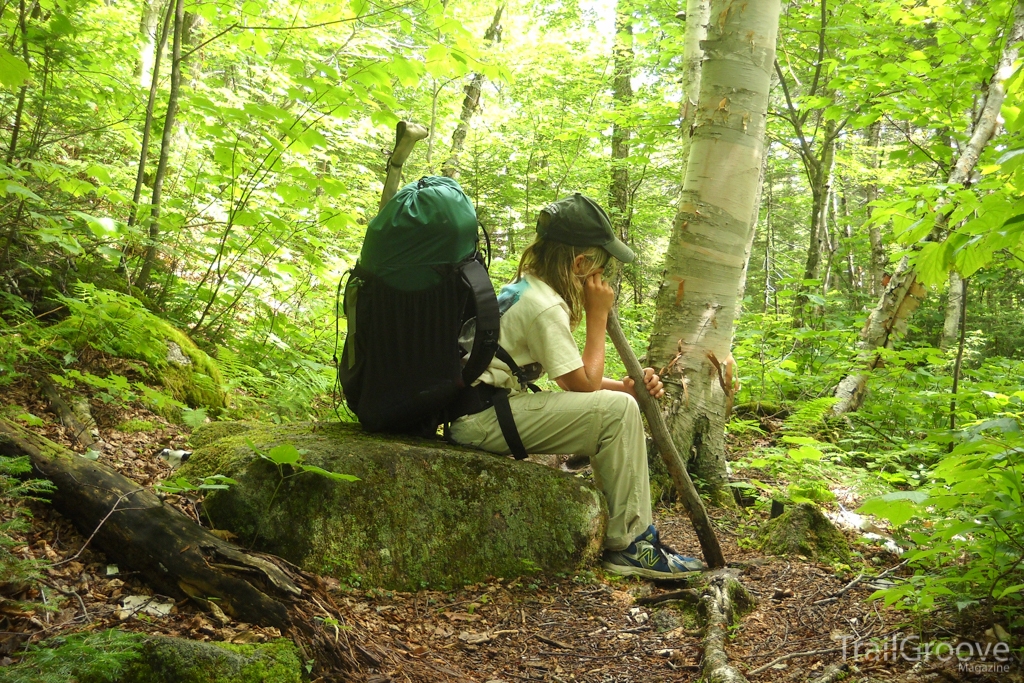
(338, 176, 499, 436)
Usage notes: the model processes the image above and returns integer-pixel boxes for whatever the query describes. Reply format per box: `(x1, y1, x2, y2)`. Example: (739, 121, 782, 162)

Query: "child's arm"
(553, 270, 666, 398)
(555, 272, 613, 392)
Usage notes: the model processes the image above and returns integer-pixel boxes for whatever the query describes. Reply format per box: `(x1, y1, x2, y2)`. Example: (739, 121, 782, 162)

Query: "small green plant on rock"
(245, 439, 360, 545)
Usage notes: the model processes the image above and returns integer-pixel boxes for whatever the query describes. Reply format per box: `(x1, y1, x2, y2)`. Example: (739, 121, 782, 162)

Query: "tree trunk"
(678, 0, 710, 158)
(126, 0, 173, 234)
(841, 189, 856, 291)
(866, 121, 885, 297)
(441, 5, 503, 179)
(832, 0, 1024, 415)
(940, 270, 964, 350)
(135, 0, 185, 290)
(647, 0, 781, 504)
(5, 0, 31, 166)
(136, 0, 164, 88)
(609, 0, 635, 298)
(794, 121, 836, 320)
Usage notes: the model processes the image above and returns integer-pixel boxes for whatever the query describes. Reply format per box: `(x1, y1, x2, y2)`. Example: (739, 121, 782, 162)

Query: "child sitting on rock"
(450, 193, 703, 579)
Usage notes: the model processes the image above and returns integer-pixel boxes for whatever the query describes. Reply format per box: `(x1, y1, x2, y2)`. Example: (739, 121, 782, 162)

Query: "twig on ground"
(538, 650, 632, 659)
(748, 646, 843, 675)
(52, 488, 147, 567)
(813, 559, 909, 605)
(534, 634, 572, 649)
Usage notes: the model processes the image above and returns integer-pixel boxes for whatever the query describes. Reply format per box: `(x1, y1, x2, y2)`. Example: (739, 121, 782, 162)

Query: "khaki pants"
(450, 389, 652, 551)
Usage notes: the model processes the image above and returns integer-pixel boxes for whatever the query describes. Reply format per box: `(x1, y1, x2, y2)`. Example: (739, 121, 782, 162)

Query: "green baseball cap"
(537, 193, 636, 264)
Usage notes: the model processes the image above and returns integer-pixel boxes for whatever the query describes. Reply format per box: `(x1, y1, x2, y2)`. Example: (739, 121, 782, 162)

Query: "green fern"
(5, 630, 143, 683)
(782, 396, 839, 436)
(0, 455, 54, 590)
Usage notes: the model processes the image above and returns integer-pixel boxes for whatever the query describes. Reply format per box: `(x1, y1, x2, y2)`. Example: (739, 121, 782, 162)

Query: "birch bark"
(679, 0, 710, 162)
(647, 0, 781, 504)
(941, 271, 965, 350)
(866, 121, 886, 297)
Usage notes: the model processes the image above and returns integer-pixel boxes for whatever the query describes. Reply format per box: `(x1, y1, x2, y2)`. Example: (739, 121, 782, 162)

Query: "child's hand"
(583, 271, 614, 318)
(622, 368, 665, 399)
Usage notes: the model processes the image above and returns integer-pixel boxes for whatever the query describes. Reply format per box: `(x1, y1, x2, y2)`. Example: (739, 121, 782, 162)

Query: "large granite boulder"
(179, 422, 606, 590)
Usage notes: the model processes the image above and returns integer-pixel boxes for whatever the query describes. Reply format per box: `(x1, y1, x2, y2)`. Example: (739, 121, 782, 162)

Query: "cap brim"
(603, 237, 635, 264)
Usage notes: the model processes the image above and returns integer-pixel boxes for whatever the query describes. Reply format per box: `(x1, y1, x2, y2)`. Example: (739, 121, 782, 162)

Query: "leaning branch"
(607, 311, 727, 568)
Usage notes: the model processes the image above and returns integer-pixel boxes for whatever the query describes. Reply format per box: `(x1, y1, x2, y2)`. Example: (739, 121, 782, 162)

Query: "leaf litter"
(0, 375, 1016, 682)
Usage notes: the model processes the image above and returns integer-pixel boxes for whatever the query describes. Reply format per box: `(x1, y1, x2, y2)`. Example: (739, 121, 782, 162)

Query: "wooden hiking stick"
(606, 310, 727, 568)
(379, 120, 429, 211)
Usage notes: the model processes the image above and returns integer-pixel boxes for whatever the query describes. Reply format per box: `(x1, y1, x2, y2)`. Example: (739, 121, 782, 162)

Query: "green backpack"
(338, 176, 501, 435)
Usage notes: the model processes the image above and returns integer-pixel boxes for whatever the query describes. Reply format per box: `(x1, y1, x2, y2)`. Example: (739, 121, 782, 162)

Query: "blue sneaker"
(602, 525, 705, 579)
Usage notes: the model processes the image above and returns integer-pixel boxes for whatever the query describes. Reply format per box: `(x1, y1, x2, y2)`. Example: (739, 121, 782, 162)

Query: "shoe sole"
(601, 560, 701, 580)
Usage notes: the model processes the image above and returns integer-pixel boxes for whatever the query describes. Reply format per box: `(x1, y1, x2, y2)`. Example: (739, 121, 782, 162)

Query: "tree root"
(697, 570, 754, 683)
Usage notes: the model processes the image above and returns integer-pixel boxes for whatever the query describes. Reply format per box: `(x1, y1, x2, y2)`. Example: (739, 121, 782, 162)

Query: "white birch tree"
(647, 0, 782, 503)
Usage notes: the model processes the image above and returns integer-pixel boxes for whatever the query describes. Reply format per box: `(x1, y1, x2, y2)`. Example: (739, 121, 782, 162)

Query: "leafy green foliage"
(3, 630, 143, 683)
(247, 441, 360, 484)
(0, 455, 54, 593)
(860, 411, 1024, 622)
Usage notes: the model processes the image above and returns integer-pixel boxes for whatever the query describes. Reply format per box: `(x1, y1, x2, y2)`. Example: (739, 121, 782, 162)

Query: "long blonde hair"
(516, 238, 611, 328)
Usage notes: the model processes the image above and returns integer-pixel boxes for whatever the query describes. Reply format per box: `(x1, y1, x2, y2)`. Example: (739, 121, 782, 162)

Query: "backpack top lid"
(360, 176, 479, 290)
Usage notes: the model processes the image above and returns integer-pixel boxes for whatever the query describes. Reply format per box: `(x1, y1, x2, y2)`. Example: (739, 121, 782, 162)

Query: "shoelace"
(648, 527, 680, 557)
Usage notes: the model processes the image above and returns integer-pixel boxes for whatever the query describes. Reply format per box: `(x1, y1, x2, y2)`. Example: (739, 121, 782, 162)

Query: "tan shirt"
(476, 274, 584, 393)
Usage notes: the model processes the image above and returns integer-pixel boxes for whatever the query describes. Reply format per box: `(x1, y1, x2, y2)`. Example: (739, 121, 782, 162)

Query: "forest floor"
(0, 378, 1018, 683)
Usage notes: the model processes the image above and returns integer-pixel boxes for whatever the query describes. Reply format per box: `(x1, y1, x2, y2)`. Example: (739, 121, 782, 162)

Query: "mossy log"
(756, 503, 850, 563)
(6, 630, 304, 683)
(0, 418, 397, 681)
(179, 422, 607, 590)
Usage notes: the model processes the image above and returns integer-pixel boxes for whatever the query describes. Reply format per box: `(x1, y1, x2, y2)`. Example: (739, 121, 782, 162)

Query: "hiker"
(449, 193, 704, 579)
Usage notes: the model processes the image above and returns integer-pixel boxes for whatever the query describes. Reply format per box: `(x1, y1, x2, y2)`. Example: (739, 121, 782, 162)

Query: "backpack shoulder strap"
(460, 259, 499, 385)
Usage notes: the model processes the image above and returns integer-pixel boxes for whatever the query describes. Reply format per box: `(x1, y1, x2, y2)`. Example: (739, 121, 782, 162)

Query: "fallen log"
(697, 570, 754, 683)
(0, 418, 415, 681)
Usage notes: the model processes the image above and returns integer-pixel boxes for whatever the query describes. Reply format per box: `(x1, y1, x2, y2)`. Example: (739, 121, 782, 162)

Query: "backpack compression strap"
(490, 389, 528, 460)
(491, 347, 540, 460)
(460, 259, 500, 385)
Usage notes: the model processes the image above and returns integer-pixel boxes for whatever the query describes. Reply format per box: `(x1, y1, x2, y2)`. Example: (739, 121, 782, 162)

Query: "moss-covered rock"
(757, 503, 850, 562)
(179, 422, 607, 590)
(124, 636, 303, 683)
(151, 319, 226, 413)
(188, 421, 260, 448)
(4, 630, 303, 683)
(55, 298, 227, 414)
